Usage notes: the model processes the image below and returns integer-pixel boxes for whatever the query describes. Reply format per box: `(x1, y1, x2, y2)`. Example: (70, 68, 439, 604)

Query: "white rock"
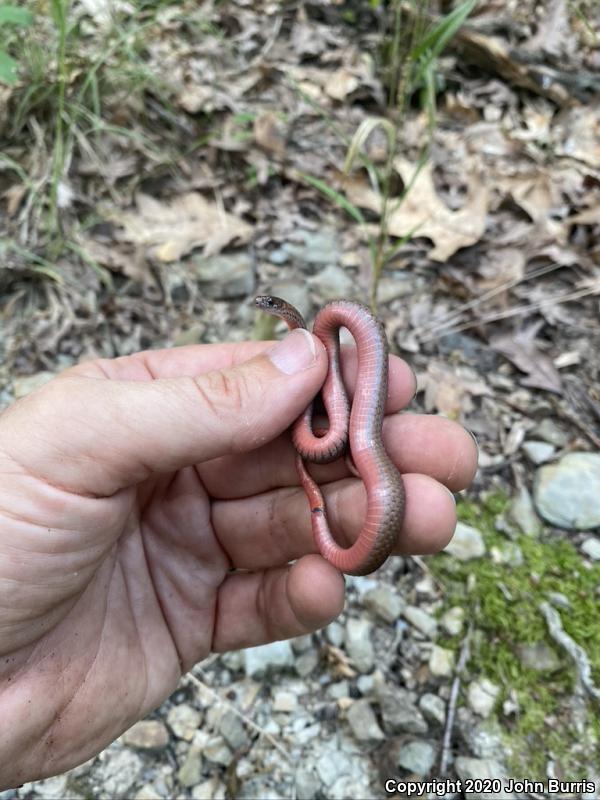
(378, 686, 428, 734)
(327, 680, 350, 700)
(467, 679, 500, 718)
(490, 543, 523, 566)
(95, 749, 143, 797)
(522, 440, 556, 464)
(273, 690, 298, 713)
(582, 538, 600, 561)
(444, 522, 485, 560)
(167, 705, 201, 741)
(192, 777, 225, 800)
(218, 709, 249, 750)
(364, 584, 405, 623)
(243, 640, 294, 677)
(429, 645, 455, 677)
(418, 693, 446, 725)
(123, 720, 170, 750)
(441, 606, 465, 636)
(177, 747, 203, 788)
(135, 784, 163, 800)
(292, 634, 314, 653)
(345, 618, 374, 673)
(295, 765, 321, 800)
(295, 649, 319, 677)
(397, 740, 437, 776)
(534, 452, 600, 530)
(356, 674, 374, 695)
(325, 621, 345, 647)
(346, 699, 385, 742)
(202, 735, 233, 766)
(402, 606, 438, 638)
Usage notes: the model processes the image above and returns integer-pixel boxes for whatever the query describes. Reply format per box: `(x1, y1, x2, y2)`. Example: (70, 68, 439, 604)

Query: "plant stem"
(49, 0, 68, 237)
(370, 0, 431, 312)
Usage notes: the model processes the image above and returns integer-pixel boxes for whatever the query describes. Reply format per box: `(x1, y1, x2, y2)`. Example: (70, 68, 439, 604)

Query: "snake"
(255, 296, 405, 576)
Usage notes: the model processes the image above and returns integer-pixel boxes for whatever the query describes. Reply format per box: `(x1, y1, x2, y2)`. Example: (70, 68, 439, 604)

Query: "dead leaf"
(454, 28, 570, 105)
(325, 67, 360, 101)
(490, 322, 563, 394)
(509, 100, 554, 144)
(211, 116, 251, 153)
(253, 111, 286, 158)
(77, 153, 137, 184)
(478, 248, 526, 294)
(324, 644, 357, 679)
(79, 237, 147, 281)
(568, 207, 600, 226)
(343, 158, 489, 261)
(554, 105, 600, 169)
(419, 362, 491, 419)
(112, 193, 252, 262)
(3, 184, 27, 217)
(524, 0, 571, 58)
(0, 84, 13, 130)
(500, 172, 553, 226)
(177, 84, 217, 114)
(503, 419, 532, 456)
(290, 16, 337, 57)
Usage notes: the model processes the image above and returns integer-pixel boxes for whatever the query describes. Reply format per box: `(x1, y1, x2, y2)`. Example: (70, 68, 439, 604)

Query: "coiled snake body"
(256, 296, 405, 576)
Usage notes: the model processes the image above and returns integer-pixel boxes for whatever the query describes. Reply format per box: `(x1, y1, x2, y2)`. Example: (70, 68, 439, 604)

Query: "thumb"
(0, 329, 326, 496)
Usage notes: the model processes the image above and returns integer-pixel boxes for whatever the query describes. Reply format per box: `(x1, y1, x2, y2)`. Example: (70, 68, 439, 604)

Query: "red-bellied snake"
(255, 296, 405, 576)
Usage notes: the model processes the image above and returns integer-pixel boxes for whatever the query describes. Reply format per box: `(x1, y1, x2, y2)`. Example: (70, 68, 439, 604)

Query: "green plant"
(299, 0, 477, 310)
(567, 0, 598, 42)
(0, 4, 33, 85)
(48, 0, 70, 236)
(6, 0, 181, 246)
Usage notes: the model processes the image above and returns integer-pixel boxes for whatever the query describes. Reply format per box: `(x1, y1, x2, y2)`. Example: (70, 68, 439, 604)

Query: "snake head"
(254, 295, 287, 314)
(255, 295, 277, 308)
(254, 295, 307, 329)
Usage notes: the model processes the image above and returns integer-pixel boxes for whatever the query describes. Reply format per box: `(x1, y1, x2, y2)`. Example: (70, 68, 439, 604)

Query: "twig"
(418, 282, 600, 343)
(439, 626, 472, 775)
(411, 554, 446, 593)
(412, 262, 563, 338)
(549, 396, 600, 450)
(539, 602, 600, 702)
(185, 668, 292, 761)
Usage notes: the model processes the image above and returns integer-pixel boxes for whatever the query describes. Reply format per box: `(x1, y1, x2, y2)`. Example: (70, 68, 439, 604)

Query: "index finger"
(66, 341, 416, 415)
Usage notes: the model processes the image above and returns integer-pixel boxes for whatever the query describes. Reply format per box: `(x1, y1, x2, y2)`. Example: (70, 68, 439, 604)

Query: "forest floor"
(1, 0, 600, 797)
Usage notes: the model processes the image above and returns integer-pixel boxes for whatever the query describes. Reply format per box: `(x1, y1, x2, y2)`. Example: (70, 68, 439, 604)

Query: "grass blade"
(411, 0, 477, 66)
(299, 172, 368, 226)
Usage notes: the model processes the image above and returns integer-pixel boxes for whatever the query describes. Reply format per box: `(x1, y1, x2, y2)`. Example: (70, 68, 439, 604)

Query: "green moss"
(429, 494, 600, 778)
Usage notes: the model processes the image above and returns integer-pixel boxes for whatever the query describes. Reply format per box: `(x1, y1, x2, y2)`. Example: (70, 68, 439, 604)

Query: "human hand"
(0, 329, 477, 787)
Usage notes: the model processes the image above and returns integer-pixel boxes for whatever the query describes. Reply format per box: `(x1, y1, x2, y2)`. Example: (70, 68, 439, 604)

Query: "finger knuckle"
(194, 368, 252, 419)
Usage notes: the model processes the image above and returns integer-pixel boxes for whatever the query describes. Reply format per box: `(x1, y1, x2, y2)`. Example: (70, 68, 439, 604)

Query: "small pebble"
(273, 690, 298, 713)
(167, 705, 202, 742)
(429, 645, 455, 677)
(346, 699, 385, 742)
(402, 606, 438, 638)
(440, 606, 464, 636)
(443, 522, 485, 560)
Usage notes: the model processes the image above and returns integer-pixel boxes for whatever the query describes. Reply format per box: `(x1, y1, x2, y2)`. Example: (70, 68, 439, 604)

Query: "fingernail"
(467, 428, 479, 458)
(445, 486, 457, 506)
(409, 365, 419, 403)
(268, 328, 317, 375)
